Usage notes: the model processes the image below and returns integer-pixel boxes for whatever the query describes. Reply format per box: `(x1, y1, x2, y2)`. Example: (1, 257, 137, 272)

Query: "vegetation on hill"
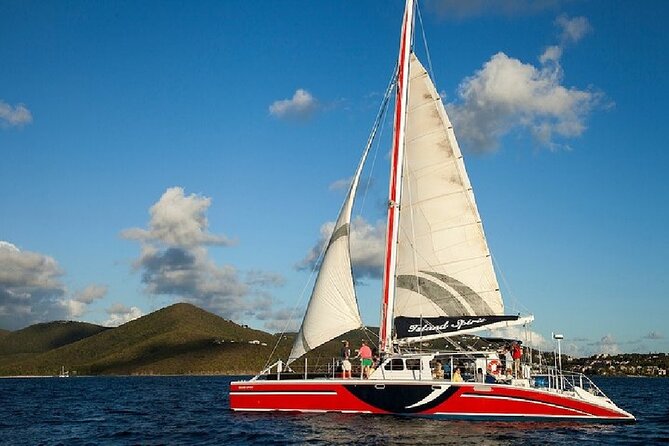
(0, 303, 292, 376)
(0, 320, 109, 366)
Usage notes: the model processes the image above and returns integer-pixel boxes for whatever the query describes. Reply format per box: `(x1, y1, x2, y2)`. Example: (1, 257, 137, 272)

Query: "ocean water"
(0, 376, 667, 445)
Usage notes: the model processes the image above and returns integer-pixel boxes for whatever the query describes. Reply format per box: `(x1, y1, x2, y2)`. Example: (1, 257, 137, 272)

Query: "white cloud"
(269, 89, 318, 120)
(104, 303, 144, 326)
(61, 284, 108, 318)
(0, 241, 108, 326)
(122, 187, 287, 326)
(427, 0, 560, 19)
(448, 51, 603, 153)
(0, 241, 20, 252)
(643, 331, 664, 340)
(487, 326, 551, 351)
(328, 176, 374, 195)
(556, 15, 592, 44)
(62, 300, 88, 319)
(121, 187, 233, 248)
(328, 177, 353, 191)
(245, 270, 285, 288)
(539, 45, 562, 65)
(297, 216, 385, 279)
(446, 13, 605, 153)
(0, 241, 67, 329)
(73, 284, 108, 304)
(587, 334, 621, 355)
(0, 100, 33, 128)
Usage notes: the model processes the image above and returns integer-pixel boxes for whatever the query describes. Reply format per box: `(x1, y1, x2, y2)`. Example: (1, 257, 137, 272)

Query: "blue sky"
(1, 0, 667, 356)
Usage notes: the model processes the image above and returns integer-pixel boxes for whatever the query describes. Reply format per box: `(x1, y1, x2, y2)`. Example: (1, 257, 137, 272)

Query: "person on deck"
(499, 345, 508, 372)
(433, 361, 445, 379)
(340, 340, 352, 379)
(478, 367, 497, 384)
(476, 367, 484, 383)
(452, 367, 463, 382)
(357, 340, 373, 378)
(512, 341, 522, 378)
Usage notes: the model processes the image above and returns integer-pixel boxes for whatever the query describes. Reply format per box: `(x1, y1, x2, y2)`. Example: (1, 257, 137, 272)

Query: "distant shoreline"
(0, 373, 255, 379)
(0, 375, 54, 378)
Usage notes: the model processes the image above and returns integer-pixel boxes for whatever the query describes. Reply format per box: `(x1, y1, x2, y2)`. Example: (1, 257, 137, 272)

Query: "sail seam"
(404, 189, 482, 207)
(407, 96, 439, 113)
(405, 126, 450, 143)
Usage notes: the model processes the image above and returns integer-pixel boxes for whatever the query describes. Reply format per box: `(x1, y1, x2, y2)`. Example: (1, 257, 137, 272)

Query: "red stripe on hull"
(229, 380, 634, 422)
(230, 381, 380, 413)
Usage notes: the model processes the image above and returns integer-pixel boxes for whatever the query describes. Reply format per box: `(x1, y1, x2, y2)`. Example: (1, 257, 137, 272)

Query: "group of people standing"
(340, 340, 374, 379)
(340, 339, 523, 381)
(499, 341, 523, 378)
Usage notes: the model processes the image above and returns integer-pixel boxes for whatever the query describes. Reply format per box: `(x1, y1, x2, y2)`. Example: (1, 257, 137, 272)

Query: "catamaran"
(230, 0, 634, 422)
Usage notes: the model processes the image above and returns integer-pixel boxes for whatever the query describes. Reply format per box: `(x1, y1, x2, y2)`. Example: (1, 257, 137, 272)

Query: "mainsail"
(392, 54, 519, 342)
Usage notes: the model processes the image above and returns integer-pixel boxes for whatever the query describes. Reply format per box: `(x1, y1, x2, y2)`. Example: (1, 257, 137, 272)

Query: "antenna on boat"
(552, 332, 564, 373)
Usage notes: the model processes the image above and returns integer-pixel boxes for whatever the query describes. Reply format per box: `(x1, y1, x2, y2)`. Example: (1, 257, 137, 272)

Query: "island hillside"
(0, 303, 666, 377)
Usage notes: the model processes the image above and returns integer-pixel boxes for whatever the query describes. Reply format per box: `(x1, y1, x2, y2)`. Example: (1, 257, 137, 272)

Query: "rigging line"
(262, 267, 319, 371)
(358, 68, 396, 216)
(363, 325, 380, 341)
(416, 1, 437, 86)
(491, 253, 531, 316)
(361, 326, 380, 348)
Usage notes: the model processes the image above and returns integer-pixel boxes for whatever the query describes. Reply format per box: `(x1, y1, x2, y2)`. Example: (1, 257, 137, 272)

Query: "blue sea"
(1, 376, 667, 445)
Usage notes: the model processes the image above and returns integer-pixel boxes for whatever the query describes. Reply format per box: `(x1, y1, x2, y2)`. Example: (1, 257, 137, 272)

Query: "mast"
(380, 0, 414, 355)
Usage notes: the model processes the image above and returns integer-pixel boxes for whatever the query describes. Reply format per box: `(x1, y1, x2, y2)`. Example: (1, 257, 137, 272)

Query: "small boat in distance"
(230, 0, 634, 422)
(58, 366, 69, 378)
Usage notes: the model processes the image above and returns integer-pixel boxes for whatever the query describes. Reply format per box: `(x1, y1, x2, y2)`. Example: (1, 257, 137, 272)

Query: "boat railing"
(533, 366, 608, 398)
(254, 357, 366, 381)
(252, 360, 286, 381)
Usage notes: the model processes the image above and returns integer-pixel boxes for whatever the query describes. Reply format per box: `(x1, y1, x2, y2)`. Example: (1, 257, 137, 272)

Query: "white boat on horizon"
(58, 365, 69, 378)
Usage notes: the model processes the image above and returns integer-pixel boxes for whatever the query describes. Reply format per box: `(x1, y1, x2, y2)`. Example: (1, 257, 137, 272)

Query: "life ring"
(487, 359, 501, 375)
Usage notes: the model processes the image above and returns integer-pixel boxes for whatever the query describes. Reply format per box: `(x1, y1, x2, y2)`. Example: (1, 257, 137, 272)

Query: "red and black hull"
(230, 379, 634, 422)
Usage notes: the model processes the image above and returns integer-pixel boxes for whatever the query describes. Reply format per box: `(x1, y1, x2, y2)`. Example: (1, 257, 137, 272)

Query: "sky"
(1, 0, 668, 357)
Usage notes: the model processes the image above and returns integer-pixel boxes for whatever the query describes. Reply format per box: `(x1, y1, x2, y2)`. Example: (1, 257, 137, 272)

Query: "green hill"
(0, 302, 511, 377)
(0, 320, 109, 366)
(0, 303, 292, 376)
(0, 329, 9, 338)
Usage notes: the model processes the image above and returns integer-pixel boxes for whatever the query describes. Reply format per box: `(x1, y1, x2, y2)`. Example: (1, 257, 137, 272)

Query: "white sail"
(288, 189, 363, 363)
(393, 55, 504, 333)
(287, 161, 370, 364)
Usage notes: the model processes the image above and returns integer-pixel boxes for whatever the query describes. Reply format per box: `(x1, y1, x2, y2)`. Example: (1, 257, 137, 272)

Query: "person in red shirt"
(357, 340, 373, 378)
(512, 341, 522, 378)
